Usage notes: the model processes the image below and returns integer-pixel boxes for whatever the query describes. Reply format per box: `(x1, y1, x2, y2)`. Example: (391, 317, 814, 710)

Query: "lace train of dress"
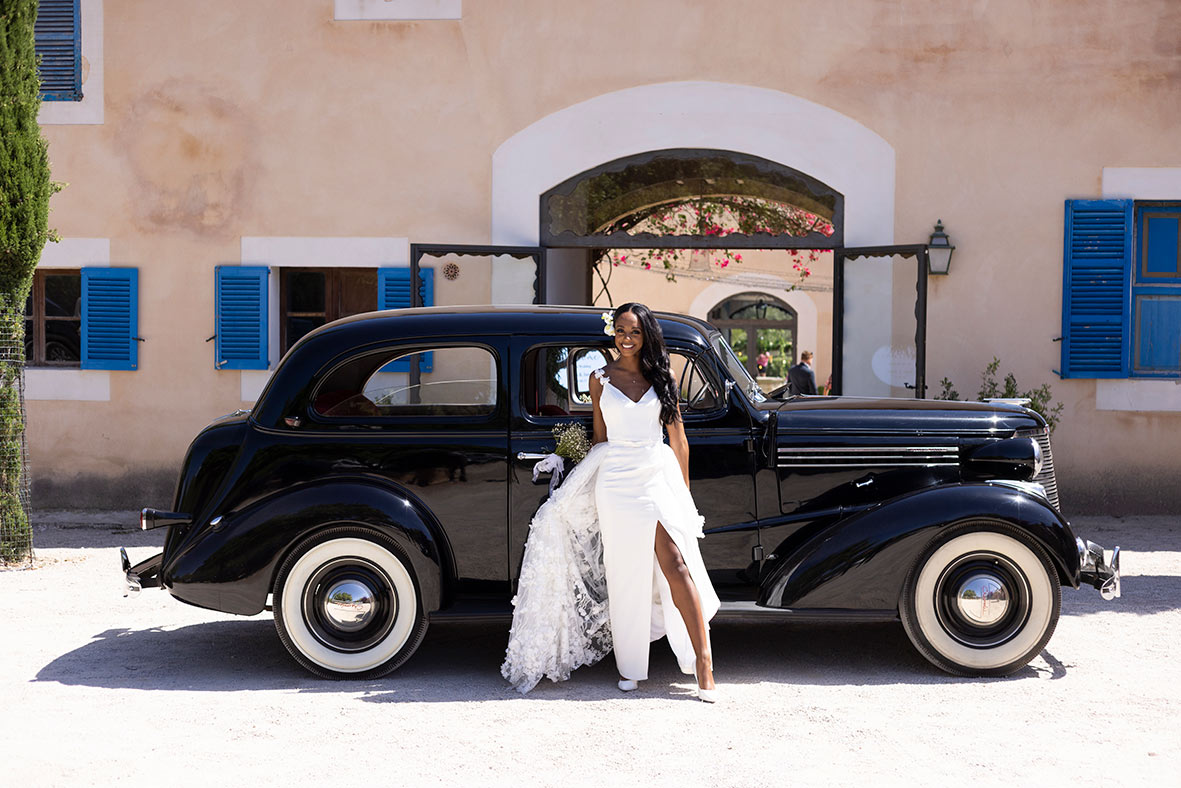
(501, 367, 720, 693)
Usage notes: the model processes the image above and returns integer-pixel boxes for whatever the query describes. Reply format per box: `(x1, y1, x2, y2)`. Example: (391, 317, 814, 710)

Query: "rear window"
(313, 346, 497, 418)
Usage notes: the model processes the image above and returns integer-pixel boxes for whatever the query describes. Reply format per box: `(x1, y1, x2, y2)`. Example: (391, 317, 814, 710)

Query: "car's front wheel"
(900, 522, 1061, 677)
(273, 528, 427, 679)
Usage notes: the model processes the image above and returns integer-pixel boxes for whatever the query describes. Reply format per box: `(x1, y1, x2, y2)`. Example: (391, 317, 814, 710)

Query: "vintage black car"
(123, 306, 1119, 679)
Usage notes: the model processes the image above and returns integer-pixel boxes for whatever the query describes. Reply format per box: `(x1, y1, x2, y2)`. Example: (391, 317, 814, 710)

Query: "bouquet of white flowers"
(531, 421, 592, 493)
(552, 421, 591, 464)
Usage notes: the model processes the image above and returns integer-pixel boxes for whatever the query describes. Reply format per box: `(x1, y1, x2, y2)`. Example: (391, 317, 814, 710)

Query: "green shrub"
(0, 491, 29, 564)
(934, 357, 1064, 433)
(1, 0, 54, 563)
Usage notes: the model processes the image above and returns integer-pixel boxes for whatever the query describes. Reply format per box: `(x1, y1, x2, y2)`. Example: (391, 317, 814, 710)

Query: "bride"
(501, 302, 720, 701)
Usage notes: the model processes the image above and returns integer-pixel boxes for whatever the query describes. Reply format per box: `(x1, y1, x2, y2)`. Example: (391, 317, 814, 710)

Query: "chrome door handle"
(517, 452, 550, 461)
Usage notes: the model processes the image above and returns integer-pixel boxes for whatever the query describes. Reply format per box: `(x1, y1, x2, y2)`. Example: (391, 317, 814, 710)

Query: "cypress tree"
(0, 0, 54, 562)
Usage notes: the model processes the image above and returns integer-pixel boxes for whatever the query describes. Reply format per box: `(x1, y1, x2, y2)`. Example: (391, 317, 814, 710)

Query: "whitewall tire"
(900, 523, 1061, 677)
(273, 528, 428, 679)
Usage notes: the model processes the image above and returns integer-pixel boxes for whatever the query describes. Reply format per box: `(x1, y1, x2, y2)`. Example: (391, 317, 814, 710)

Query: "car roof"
(314, 304, 716, 344)
(250, 305, 716, 427)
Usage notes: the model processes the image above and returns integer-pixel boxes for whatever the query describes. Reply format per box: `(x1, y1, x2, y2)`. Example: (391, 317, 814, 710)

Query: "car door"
(303, 338, 512, 600)
(507, 336, 760, 599)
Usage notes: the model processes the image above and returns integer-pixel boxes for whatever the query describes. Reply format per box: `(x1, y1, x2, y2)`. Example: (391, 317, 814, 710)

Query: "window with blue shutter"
(1132, 206, 1181, 375)
(1060, 200, 1132, 378)
(378, 267, 433, 372)
(35, 0, 82, 101)
(80, 267, 138, 370)
(216, 266, 269, 370)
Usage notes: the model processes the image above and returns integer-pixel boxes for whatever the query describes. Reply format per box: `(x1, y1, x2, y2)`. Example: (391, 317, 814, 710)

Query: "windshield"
(709, 332, 766, 403)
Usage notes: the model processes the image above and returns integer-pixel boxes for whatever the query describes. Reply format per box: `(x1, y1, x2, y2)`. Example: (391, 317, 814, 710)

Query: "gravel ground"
(1, 511, 1178, 787)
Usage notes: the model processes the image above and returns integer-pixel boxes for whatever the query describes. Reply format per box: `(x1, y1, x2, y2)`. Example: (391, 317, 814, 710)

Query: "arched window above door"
(709, 292, 798, 381)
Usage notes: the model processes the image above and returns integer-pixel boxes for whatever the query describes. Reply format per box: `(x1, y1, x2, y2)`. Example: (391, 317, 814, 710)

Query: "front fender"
(760, 483, 1080, 611)
(162, 478, 453, 616)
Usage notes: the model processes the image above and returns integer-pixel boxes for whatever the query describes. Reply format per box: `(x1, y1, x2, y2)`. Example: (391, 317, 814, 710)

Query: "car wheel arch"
(255, 479, 457, 614)
(759, 484, 1079, 611)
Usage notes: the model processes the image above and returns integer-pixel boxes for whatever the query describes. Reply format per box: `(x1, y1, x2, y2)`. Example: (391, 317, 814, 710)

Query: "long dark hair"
(614, 302, 680, 425)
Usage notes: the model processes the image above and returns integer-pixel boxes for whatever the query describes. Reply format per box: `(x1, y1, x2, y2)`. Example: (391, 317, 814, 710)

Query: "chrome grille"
(1020, 428, 1060, 510)
(777, 446, 959, 468)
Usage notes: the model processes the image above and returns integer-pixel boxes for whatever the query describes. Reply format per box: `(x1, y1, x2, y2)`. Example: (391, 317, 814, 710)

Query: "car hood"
(767, 396, 1044, 436)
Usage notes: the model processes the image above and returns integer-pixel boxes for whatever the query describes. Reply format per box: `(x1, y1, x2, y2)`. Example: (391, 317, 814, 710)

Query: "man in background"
(788, 350, 817, 395)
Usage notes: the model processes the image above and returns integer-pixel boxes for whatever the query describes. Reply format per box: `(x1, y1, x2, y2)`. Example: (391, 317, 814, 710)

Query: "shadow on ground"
(1063, 574, 1181, 616)
(36, 615, 1083, 701)
(33, 568, 1176, 697)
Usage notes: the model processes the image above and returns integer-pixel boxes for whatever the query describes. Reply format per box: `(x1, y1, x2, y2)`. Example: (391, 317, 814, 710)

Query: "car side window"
(313, 346, 497, 418)
(521, 345, 611, 417)
(670, 351, 723, 412)
(521, 345, 722, 418)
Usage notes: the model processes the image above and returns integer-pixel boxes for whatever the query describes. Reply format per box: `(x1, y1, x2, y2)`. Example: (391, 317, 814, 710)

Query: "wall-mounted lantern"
(928, 220, 955, 275)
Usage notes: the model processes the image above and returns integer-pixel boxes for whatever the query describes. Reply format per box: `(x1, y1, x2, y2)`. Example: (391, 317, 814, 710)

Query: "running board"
(716, 602, 899, 623)
(424, 600, 899, 624)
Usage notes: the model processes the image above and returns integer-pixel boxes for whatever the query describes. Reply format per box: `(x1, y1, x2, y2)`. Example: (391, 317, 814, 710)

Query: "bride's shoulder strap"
(591, 366, 608, 382)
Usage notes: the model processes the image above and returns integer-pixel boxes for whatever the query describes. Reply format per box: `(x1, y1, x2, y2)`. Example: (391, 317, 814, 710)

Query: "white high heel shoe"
(694, 666, 718, 703)
(617, 678, 639, 692)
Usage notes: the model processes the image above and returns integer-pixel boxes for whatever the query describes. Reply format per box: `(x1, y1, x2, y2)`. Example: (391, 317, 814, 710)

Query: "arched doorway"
(491, 80, 895, 248)
(708, 292, 797, 384)
(484, 82, 924, 398)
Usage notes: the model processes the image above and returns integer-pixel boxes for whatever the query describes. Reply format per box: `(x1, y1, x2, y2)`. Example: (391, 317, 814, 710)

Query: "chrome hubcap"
(322, 580, 376, 631)
(955, 573, 1009, 625)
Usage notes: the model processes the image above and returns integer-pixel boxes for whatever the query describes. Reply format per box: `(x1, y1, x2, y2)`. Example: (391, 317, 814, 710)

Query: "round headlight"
(1030, 438, 1044, 477)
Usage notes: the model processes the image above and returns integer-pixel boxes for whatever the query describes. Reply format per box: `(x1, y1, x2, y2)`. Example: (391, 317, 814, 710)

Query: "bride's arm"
(589, 373, 607, 445)
(666, 404, 690, 490)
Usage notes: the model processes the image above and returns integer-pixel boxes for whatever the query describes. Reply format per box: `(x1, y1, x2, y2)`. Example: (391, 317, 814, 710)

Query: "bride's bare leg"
(654, 522, 714, 690)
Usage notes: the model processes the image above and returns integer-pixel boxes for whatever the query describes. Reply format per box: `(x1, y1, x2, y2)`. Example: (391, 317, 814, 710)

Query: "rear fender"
(162, 479, 453, 616)
(759, 484, 1080, 611)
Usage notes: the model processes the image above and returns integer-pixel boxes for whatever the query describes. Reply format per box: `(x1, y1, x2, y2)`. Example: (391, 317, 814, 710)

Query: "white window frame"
(334, 0, 461, 21)
(37, 0, 103, 125)
(25, 238, 111, 401)
(1097, 167, 1181, 411)
(238, 237, 410, 401)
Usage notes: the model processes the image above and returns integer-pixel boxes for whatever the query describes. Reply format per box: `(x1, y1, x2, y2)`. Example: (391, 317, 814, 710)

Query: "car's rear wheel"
(900, 522, 1061, 677)
(273, 528, 427, 679)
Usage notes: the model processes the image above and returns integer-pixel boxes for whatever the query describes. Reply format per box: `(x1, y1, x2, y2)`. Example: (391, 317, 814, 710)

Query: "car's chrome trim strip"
(778, 446, 957, 453)
(777, 461, 959, 468)
(777, 444, 959, 468)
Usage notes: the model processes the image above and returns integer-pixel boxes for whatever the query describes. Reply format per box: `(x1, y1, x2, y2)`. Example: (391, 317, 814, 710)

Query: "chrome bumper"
(121, 547, 163, 597)
(1077, 538, 1121, 600)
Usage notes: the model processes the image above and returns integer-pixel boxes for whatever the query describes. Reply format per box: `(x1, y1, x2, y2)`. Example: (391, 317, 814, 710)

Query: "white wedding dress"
(501, 366, 720, 693)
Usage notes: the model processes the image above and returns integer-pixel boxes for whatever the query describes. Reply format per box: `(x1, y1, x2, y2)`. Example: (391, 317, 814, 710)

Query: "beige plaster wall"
(29, 0, 1181, 511)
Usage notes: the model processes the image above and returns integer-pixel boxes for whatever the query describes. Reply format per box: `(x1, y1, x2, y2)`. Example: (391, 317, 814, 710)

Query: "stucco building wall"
(29, 0, 1181, 512)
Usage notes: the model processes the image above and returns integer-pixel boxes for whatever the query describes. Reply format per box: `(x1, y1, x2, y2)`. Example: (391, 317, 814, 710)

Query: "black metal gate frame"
(409, 242, 931, 399)
(836, 244, 931, 399)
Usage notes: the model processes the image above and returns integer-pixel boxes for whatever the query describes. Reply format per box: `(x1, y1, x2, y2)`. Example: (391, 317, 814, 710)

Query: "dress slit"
(590, 365, 719, 682)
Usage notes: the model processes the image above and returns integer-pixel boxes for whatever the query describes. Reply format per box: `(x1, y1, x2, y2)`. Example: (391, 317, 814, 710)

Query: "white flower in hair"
(601, 310, 614, 336)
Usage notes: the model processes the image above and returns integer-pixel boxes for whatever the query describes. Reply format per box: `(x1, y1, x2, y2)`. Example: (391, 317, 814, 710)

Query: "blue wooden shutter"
(1060, 199, 1132, 378)
(215, 266, 269, 370)
(378, 267, 433, 372)
(81, 267, 138, 370)
(35, 0, 82, 101)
